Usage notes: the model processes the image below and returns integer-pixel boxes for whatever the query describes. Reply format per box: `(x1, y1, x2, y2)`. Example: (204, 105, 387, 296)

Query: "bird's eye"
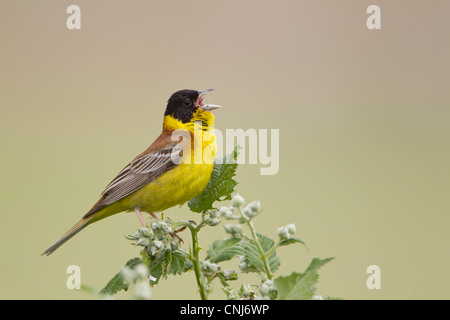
(184, 99, 191, 106)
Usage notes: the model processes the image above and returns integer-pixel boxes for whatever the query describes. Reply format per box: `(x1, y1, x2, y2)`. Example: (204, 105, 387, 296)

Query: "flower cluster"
(224, 224, 242, 238)
(120, 263, 152, 300)
(201, 260, 220, 277)
(203, 209, 221, 227)
(218, 194, 262, 223)
(238, 255, 251, 272)
(277, 224, 296, 241)
(127, 220, 179, 257)
(238, 283, 256, 300)
(256, 279, 276, 300)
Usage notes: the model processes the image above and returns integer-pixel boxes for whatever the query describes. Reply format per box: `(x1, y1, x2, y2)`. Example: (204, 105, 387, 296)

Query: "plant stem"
(183, 221, 209, 300)
(265, 243, 279, 259)
(237, 207, 274, 280)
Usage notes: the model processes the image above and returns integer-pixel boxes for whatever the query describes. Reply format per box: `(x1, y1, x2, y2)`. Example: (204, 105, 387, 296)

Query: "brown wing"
(84, 131, 184, 217)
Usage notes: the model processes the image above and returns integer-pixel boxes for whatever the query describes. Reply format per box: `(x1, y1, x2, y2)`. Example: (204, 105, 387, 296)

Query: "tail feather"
(42, 216, 93, 256)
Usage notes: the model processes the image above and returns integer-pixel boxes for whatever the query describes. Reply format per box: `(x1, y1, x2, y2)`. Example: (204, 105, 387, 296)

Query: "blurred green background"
(1, 0, 449, 299)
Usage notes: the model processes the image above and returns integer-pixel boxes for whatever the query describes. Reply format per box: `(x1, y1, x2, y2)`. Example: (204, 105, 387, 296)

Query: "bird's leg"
(149, 212, 159, 220)
(134, 208, 146, 227)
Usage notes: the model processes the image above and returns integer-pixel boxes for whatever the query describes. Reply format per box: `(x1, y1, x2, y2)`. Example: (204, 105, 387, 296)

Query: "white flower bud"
(286, 224, 296, 235)
(239, 261, 249, 271)
(247, 200, 262, 213)
(202, 261, 219, 276)
(231, 194, 245, 207)
(257, 279, 275, 299)
(277, 226, 289, 240)
(133, 281, 152, 300)
(120, 266, 135, 283)
(151, 222, 171, 234)
(258, 283, 270, 295)
(159, 222, 172, 234)
(209, 263, 219, 274)
(263, 279, 273, 288)
(129, 231, 141, 239)
(224, 224, 234, 233)
(224, 224, 242, 237)
(223, 211, 233, 219)
(209, 218, 221, 226)
(223, 269, 238, 280)
(219, 206, 235, 219)
(150, 240, 164, 255)
(134, 264, 149, 279)
(219, 209, 232, 219)
(203, 216, 211, 224)
(137, 237, 150, 247)
(239, 256, 250, 271)
(218, 206, 228, 214)
(153, 240, 163, 249)
(219, 206, 233, 215)
(242, 206, 255, 218)
(139, 227, 150, 237)
(150, 222, 160, 231)
(202, 261, 210, 270)
(224, 224, 233, 233)
(208, 209, 219, 219)
(238, 283, 255, 299)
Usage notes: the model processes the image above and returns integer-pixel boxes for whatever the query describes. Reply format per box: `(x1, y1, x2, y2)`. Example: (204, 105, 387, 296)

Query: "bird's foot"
(171, 221, 197, 244)
(171, 228, 185, 243)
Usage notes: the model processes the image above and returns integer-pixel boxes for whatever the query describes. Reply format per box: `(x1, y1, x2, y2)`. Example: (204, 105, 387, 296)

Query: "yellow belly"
(122, 160, 214, 213)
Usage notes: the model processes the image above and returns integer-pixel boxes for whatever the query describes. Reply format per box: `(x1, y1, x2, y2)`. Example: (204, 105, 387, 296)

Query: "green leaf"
(256, 233, 276, 252)
(239, 233, 280, 273)
(206, 238, 242, 263)
(204, 233, 281, 274)
(142, 249, 193, 285)
(278, 237, 306, 248)
(257, 233, 280, 273)
(274, 257, 334, 300)
(170, 250, 194, 275)
(99, 257, 141, 296)
(188, 147, 239, 213)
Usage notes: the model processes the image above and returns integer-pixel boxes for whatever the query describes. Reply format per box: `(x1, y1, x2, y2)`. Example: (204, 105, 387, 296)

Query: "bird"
(42, 89, 220, 255)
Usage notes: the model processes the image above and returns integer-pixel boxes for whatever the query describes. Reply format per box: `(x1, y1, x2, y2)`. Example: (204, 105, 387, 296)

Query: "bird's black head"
(165, 89, 200, 123)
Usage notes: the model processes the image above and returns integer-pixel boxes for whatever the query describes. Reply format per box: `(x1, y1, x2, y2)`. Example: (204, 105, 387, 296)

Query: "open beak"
(201, 104, 221, 111)
(197, 89, 221, 111)
(198, 89, 214, 97)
